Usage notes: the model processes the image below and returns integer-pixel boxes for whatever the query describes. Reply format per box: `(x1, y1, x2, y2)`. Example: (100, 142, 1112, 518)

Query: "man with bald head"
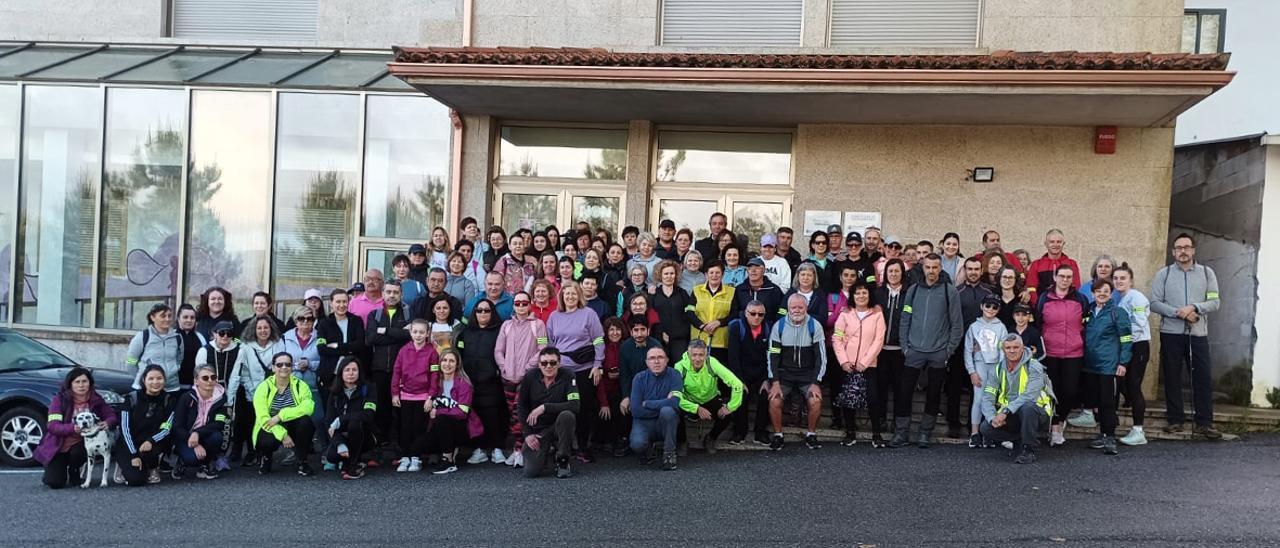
(348, 269, 385, 322)
(765, 293, 828, 451)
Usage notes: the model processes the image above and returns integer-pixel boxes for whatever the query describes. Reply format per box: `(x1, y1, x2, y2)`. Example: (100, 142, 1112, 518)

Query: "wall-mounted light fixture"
(968, 167, 995, 183)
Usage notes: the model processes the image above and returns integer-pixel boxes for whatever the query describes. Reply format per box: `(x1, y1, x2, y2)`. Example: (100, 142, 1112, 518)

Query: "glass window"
(572, 196, 620, 234)
(364, 248, 398, 281)
(498, 127, 627, 180)
(111, 51, 242, 83)
(363, 95, 451, 240)
(184, 90, 273, 315)
(272, 93, 360, 303)
(656, 131, 791, 185)
(1199, 13, 1222, 54)
(658, 199, 718, 239)
(0, 47, 95, 78)
(15, 86, 103, 326)
(195, 53, 327, 86)
(287, 55, 393, 88)
(732, 202, 785, 253)
(97, 88, 186, 330)
(32, 49, 167, 80)
(1181, 15, 1198, 53)
(500, 194, 558, 231)
(0, 85, 18, 319)
(367, 74, 413, 91)
(1181, 11, 1226, 54)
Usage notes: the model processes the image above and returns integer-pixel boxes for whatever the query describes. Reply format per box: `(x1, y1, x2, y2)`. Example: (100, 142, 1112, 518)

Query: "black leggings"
(112, 437, 172, 487)
(944, 346, 969, 427)
(1120, 341, 1150, 426)
(875, 349, 903, 429)
(255, 418, 315, 462)
(1082, 371, 1119, 436)
(42, 443, 87, 489)
(473, 402, 509, 451)
(895, 366, 944, 419)
(232, 389, 256, 459)
(326, 415, 374, 472)
(573, 369, 599, 452)
(398, 400, 429, 452)
(1042, 356, 1083, 425)
(411, 416, 469, 457)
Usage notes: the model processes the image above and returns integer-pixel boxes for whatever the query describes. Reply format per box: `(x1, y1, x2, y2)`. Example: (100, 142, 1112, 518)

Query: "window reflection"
(499, 127, 627, 180)
(0, 86, 17, 318)
(272, 93, 360, 302)
(733, 202, 784, 253)
(15, 86, 102, 327)
(184, 90, 272, 315)
(97, 88, 186, 330)
(572, 196, 619, 233)
(501, 194, 558, 231)
(656, 131, 791, 185)
(658, 199, 718, 240)
(363, 95, 451, 240)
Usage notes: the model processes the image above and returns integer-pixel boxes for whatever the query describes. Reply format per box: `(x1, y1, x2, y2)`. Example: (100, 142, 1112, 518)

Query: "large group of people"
(38, 214, 1224, 488)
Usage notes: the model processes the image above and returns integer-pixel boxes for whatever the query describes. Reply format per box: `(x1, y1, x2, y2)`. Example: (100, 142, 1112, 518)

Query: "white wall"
(1176, 1, 1280, 145)
(1253, 141, 1280, 405)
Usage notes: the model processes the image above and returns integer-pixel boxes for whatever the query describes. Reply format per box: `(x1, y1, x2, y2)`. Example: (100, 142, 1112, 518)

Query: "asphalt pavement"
(4, 434, 1279, 547)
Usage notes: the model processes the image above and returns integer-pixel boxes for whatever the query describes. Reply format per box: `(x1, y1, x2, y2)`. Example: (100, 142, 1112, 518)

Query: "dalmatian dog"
(73, 411, 116, 489)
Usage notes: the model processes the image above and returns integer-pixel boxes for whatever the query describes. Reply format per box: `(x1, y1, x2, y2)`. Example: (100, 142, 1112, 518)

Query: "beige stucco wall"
(981, 0, 1183, 53)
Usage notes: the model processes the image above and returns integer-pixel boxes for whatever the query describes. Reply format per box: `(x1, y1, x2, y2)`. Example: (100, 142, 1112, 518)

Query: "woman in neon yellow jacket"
(687, 262, 736, 364)
(252, 352, 316, 477)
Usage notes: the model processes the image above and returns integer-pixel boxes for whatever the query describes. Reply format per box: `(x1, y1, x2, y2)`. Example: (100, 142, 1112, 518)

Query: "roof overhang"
(390, 48, 1234, 127)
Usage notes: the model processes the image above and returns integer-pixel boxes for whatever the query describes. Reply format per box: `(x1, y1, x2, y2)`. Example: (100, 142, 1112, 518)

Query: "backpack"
(137, 328, 183, 366)
(772, 317, 817, 340)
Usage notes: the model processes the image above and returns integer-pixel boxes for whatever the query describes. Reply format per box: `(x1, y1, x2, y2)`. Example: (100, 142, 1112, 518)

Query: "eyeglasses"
(813, 241, 828, 246)
(198, 375, 215, 381)
(538, 360, 559, 367)
(746, 312, 764, 317)
(475, 309, 493, 314)
(297, 317, 315, 323)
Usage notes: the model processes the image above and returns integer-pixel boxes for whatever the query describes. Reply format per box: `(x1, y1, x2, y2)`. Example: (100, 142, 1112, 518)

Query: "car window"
(0, 333, 78, 371)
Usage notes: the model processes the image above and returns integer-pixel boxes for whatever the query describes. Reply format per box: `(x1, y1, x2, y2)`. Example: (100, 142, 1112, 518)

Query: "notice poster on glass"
(803, 210, 842, 236)
(843, 212, 882, 238)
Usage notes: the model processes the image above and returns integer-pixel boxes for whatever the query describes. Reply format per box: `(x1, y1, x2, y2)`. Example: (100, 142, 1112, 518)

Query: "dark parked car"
(0, 328, 135, 467)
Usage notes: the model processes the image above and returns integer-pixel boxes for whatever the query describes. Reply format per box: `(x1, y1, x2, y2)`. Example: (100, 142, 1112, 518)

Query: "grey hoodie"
(1149, 262, 1220, 337)
(899, 277, 963, 355)
(126, 326, 184, 392)
(226, 339, 286, 407)
(445, 274, 478, 310)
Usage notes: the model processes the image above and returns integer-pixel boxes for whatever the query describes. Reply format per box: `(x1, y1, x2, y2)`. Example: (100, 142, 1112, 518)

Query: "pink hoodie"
(192, 384, 227, 430)
(392, 342, 440, 400)
(832, 306, 887, 369)
(494, 314, 548, 384)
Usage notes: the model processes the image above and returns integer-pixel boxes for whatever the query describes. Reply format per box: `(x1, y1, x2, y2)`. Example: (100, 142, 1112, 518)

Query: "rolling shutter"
(173, 0, 319, 43)
(661, 0, 804, 47)
(829, 0, 981, 48)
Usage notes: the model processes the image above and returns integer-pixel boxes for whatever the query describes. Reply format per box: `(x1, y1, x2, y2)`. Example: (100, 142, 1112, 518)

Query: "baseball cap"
(212, 320, 235, 334)
(760, 233, 778, 247)
(1013, 303, 1033, 315)
(408, 243, 426, 254)
(827, 224, 842, 233)
(981, 294, 1002, 307)
(846, 232, 863, 244)
(747, 257, 766, 268)
(885, 235, 902, 247)
(349, 282, 366, 293)
(303, 288, 323, 302)
(659, 219, 676, 229)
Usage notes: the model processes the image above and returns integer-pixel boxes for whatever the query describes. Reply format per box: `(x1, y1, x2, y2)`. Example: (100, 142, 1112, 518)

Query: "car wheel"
(0, 406, 45, 467)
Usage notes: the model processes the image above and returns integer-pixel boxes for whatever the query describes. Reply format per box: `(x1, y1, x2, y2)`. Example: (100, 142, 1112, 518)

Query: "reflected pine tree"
(383, 175, 446, 239)
(733, 210, 782, 254)
(657, 149, 686, 182)
(273, 170, 356, 297)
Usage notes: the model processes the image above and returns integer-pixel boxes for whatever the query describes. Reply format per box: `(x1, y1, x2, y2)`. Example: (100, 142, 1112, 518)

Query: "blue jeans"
(1160, 333, 1213, 427)
(177, 431, 223, 466)
(630, 406, 678, 454)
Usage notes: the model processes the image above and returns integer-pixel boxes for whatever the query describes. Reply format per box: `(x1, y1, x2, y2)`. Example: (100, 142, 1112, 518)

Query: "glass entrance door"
(493, 184, 625, 235)
(650, 192, 791, 253)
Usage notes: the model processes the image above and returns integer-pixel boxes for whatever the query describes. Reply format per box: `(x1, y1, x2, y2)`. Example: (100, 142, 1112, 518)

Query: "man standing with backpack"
(893, 254, 963, 449)
(765, 294, 828, 451)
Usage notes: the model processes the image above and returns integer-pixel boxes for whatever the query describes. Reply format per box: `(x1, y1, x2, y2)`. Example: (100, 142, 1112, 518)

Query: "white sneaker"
(1000, 441, 1014, 450)
(504, 451, 518, 466)
(1067, 410, 1097, 428)
(1050, 428, 1066, 447)
(406, 457, 422, 472)
(1119, 427, 1148, 446)
(490, 448, 506, 464)
(511, 451, 524, 468)
(113, 466, 126, 485)
(396, 458, 411, 472)
(466, 448, 489, 464)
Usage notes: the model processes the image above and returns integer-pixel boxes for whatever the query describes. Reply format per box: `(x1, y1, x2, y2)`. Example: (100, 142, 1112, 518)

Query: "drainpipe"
(462, 0, 474, 47)
(449, 109, 464, 232)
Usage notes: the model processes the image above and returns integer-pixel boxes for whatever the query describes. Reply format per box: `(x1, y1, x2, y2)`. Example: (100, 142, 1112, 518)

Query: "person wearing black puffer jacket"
(317, 289, 367, 389)
(171, 364, 228, 480)
(456, 299, 507, 465)
(873, 258, 908, 437)
(175, 304, 208, 389)
(725, 301, 773, 445)
(325, 357, 377, 480)
(114, 365, 179, 486)
(365, 281, 411, 444)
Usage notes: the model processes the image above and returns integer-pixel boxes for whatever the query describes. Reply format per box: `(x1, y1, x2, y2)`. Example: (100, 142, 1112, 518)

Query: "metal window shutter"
(661, 0, 803, 47)
(830, 0, 980, 48)
(174, 0, 319, 43)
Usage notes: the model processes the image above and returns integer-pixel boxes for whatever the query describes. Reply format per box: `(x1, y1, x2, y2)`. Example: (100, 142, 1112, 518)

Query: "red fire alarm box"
(1095, 126, 1117, 154)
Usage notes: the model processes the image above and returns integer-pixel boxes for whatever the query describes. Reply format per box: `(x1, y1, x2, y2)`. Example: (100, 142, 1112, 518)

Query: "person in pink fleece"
(391, 319, 440, 472)
(493, 291, 547, 467)
(831, 283, 887, 447)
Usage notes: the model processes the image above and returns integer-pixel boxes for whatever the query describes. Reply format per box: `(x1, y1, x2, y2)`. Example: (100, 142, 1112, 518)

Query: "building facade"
(1, 0, 1231, 397)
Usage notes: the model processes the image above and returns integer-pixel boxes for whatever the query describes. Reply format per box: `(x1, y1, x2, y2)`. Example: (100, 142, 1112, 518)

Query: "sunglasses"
(746, 312, 764, 317)
(274, 362, 292, 368)
(297, 317, 315, 322)
(475, 309, 493, 314)
(513, 300, 530, 306)
(198, 375, 215, 381)
(982, 303, 1000, 309)
(215, 330, 232, 337)
(813, 240, 828, 245)
(538, 360, 559, 367)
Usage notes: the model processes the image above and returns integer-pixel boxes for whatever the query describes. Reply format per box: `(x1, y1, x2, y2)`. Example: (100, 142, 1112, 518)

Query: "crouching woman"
(36, 367, 118, 489)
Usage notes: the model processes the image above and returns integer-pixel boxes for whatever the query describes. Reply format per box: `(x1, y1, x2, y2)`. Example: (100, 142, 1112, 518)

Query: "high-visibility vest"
(990, 362, 1054, 417)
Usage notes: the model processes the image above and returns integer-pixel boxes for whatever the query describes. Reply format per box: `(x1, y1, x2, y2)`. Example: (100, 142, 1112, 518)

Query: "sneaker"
(661, 452, 678, 471)
(242, 454, 259, 468)
(146, 468, 162, 485)
(728, 436, 745, 446)
(1088, 436, 1106, 450)
(1161, 423, 1185, 435)
(396, 458, 412, 472)
(555, 456, 572, 479)
(753, 433, 772, 446)
(1067, 409, 1098, 428)
(1102, 435, 1118, 456)
(611, 443, 629, 458)
(342, 468, 365, 480)
(504, 451, 519, 466)
(432, 460, 458, 475)
(769, 434, 785, 451)
(196, 465, 219, 480)
(365, 459, 380, 469)
(297, 463, 315, 477)
(870, 434, 887, 448)
(158, 459, 173, 473)
(1014, 446, 1037, 464)
(491, 448, 507, 464)
(640, 444, 658, 465)
(170, 462, 185, 480)
(983, 436, 999, 449)
(406, 457, 422, 472)
(113, 466, 126, 485)
(1194, 424, 1224, 440)
(1049, 428, 1066, 447)
(968, 434, 982, 448)
(214, 456, 231, 472)
(840, 432, 857, 447)
(466, 448, 489, 464)
(280, 453, 297, 466)
(1119, 427, 1148, 446)
(510, 451, 524, 468)
(258, 456, 273, 475)
(703, 434, 718, 454)
(323, 462, 337, 472)
(804, 434, 821, 450)
(1000, 441, 1014, 450)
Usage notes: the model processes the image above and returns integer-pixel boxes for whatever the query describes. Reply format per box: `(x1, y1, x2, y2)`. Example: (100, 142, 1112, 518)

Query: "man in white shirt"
(758, 233, 792, 292)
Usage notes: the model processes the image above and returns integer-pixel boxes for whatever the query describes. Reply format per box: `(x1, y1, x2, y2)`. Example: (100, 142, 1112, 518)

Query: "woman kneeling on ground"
(114, 365, 178, 486)
(171, 364, 228, 480)
(326, 357, 378, 480)
(37, 367, 118, 489)
(252, 352, 316, 476)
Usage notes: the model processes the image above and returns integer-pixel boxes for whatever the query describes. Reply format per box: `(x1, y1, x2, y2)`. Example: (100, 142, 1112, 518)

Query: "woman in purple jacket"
(37, 367, 118, 489)
(545, 281, 605, 462)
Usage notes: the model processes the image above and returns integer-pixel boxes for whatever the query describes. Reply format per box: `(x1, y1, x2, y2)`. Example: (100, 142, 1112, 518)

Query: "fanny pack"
(564, 345, 595, 365)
